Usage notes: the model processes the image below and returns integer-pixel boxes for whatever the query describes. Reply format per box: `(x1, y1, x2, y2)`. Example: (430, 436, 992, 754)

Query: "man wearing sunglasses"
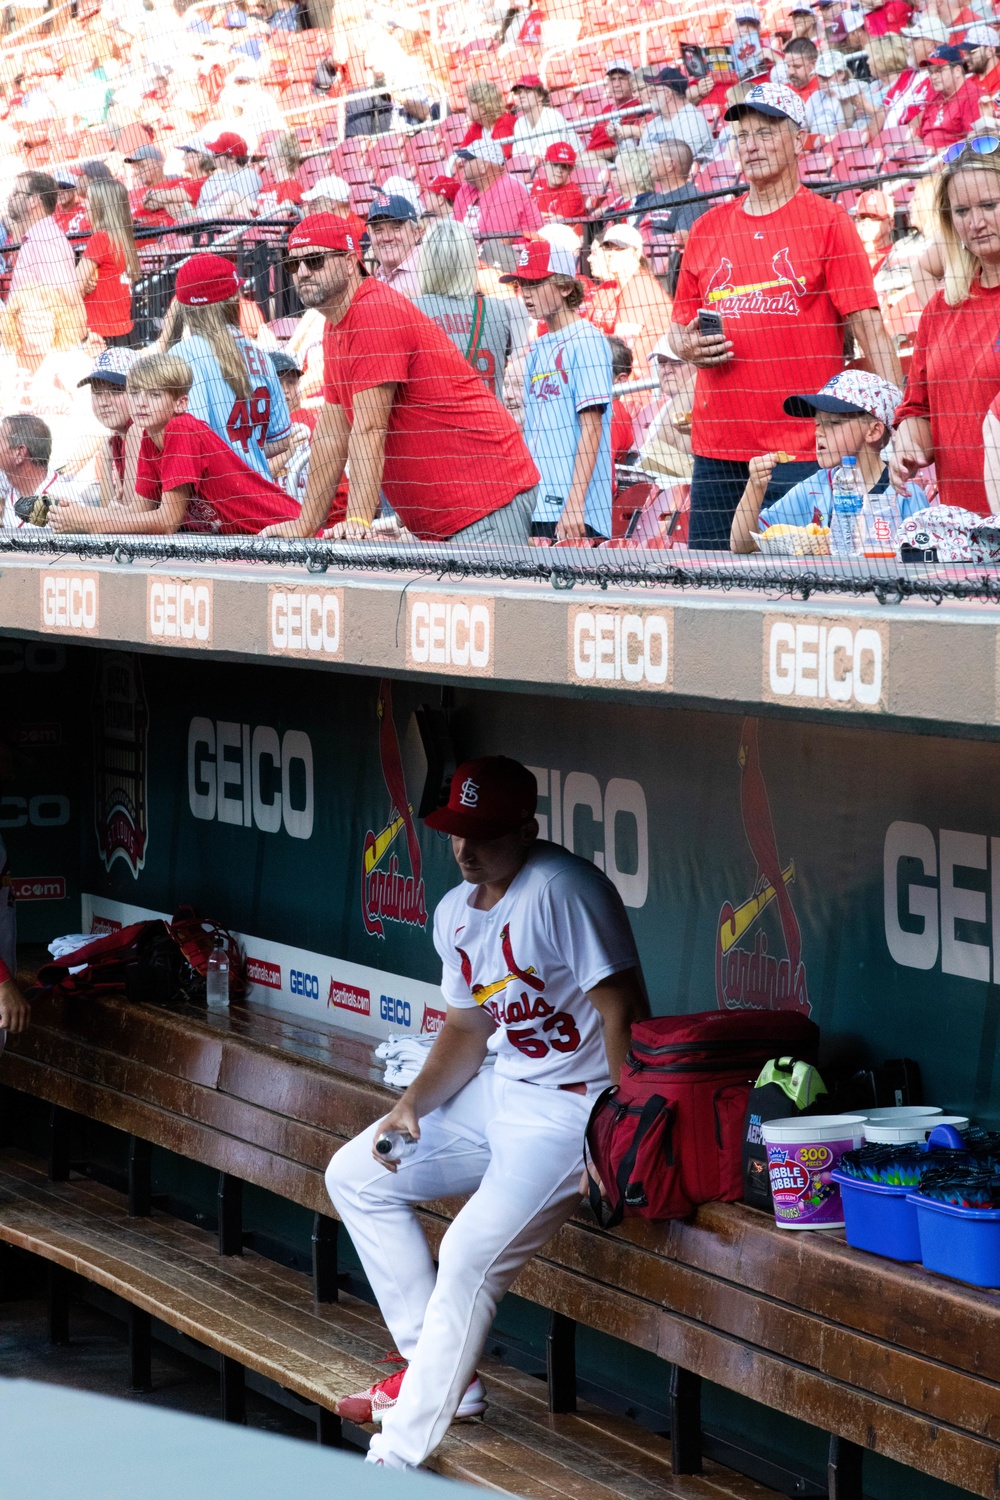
(262, 214, 539, 543)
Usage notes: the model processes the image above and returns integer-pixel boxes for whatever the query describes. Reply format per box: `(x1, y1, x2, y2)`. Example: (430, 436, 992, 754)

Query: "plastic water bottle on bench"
(205, 935, 230, 1012)
(829, 457, 865, 557)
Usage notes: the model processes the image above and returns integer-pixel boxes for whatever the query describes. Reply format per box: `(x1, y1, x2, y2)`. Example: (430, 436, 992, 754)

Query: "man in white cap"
(790, 3, 819, 41)
(732, 4, 777, 81)
(806, 48, 853, 132)
(960, 24, 1000, 95)
(453, 138, 542, 271)
(669, 80, 899, 547)
(583, 60, 645, 158)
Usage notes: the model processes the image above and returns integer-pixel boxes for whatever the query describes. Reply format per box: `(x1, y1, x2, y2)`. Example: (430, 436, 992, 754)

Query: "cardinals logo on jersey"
(704, 248, 807, 319)
(530, 345, 571, 403)
(92, 652, 149, 879)
(456, 923, 549, 1021)
(715, 718, 810, 1015)
(360, 679, 427, 938)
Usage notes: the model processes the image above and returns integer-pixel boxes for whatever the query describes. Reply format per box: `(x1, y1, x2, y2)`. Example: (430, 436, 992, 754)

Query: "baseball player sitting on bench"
(326, 755, 649, 1470)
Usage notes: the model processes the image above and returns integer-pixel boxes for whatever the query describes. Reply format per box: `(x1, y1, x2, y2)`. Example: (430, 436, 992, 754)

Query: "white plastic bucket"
(761, 1115, 867, 1229)
(861, 1107, 942, 1123)
(864, 1113, 968, 1144)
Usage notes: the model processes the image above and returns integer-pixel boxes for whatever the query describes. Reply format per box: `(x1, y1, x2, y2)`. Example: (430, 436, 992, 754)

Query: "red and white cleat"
(336, 1364, 487, 1424)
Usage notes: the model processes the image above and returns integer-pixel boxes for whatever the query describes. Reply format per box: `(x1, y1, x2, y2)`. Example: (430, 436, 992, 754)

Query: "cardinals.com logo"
(705, 248, 806, 319)
(360, 680, 427, 939)
(715, 718, 811, 1015)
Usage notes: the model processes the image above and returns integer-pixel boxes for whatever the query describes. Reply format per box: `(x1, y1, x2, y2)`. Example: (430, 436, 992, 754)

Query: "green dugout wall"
(9, 642, 1000, 1125)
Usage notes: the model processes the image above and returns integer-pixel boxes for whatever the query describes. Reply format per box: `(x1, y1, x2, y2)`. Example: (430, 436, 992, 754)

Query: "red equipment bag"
(585, 1010, 819, 1227)
(30, 908, 245, 1005)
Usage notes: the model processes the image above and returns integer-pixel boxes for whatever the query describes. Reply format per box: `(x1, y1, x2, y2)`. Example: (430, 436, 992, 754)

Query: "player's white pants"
(324, 1069, 594, 1469)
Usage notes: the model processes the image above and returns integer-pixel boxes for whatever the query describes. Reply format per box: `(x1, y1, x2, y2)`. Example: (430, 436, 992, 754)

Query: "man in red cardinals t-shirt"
(531, 141, 586, 221)
(670, 80, 900, 547)
(50, 352, 299, 536)
(916, 46, 983, 148)
(125, 144, 181, 229)
(52, 172, 90, 236)
(583, 61, 645, 158)
(265, 214, 539, 543)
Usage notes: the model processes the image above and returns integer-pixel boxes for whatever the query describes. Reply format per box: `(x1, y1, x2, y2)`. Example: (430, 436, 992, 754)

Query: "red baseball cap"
(498, 237, 578, 283)
(428, 174, 461, 201)
(205, 131, 248, 156)
(175, 252, 241, 306)
(287, 212, 361, 258)
(424, 757, 538, 840)
(512, 73, 545, 90)
(544, 141, 576, 165)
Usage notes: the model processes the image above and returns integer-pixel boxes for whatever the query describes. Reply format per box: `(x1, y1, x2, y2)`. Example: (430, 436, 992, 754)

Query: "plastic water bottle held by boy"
(829, 456, 865, 557)
(206, 934, 230, 1012)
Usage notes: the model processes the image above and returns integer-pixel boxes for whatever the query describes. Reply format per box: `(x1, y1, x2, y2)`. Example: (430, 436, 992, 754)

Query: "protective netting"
(0, 2, 999, 598)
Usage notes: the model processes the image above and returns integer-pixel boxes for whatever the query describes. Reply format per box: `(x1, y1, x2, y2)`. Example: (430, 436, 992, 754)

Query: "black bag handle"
(585, 1089, 668, 1230)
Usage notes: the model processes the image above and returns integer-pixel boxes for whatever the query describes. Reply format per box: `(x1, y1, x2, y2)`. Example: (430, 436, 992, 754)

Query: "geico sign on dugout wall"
(187, 718, 314, 838)
(406, 595, 494, 675)
(147, 578, 213, 646)
(568, 605, 672, 690)
(763, 617, 887, 710)
(528, 765, 648, 908)
(40, 573, 100, 635)
(884, 821, 1000, 981)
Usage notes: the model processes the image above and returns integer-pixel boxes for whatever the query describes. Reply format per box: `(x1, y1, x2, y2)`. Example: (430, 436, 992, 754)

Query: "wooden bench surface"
(3, 992, 1000, 1497)
(0, 1148, 780, 1500)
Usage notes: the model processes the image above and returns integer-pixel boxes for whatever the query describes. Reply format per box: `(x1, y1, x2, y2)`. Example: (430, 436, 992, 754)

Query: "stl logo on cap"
(517, 244, 531, 268)
(459, 778, 480, 808)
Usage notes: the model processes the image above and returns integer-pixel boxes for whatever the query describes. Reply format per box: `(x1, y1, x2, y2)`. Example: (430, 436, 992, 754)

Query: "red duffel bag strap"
(30, 920, 167, 996)
(584, 1086, 669, 1231)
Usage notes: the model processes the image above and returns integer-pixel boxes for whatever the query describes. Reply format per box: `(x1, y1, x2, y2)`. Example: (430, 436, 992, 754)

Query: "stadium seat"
(693, 159, 741, 197)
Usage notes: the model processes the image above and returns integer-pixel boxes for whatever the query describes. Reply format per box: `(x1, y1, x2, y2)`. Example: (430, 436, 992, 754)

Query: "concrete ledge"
(4, 553, 997, 733)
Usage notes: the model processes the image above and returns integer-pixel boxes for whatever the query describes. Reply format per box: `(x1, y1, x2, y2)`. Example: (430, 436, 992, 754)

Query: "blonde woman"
(460, 80, 516, 158)
(77, 179, 140, 345)
(160, 251, 290, 480)
(892, 143, 1000, 514)
(0, 287, 103, 473)
(605, 146, 656, 225)
(413, 218, 528, 398)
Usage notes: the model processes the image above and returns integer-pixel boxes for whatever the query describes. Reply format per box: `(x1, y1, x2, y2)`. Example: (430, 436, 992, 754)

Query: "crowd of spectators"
(2, 0, 1000, 553)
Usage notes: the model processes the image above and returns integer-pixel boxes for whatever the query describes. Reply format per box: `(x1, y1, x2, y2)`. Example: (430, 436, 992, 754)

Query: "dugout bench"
(1, 989, 999, 1500)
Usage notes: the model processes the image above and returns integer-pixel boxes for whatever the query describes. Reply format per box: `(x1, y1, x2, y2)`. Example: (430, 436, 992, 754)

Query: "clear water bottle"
(859, 488, 902, 557)
(374, 1130, 418, 1163)
(205, 935, 230, 1012)
(829, 456, 865, 558)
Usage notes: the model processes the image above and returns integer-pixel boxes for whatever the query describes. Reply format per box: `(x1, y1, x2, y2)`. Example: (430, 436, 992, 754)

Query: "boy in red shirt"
(531, 142, 586, 222)
(50, 352, 300, 536)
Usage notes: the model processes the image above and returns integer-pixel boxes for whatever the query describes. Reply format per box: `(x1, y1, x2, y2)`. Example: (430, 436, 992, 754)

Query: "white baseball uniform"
(325, 839, 640, 1469)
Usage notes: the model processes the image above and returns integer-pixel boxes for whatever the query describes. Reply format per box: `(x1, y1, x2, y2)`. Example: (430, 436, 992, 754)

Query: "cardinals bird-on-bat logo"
(715, 718, 811, 1014)
(360, 680, 427, 938)
(704, 248, 807, 319)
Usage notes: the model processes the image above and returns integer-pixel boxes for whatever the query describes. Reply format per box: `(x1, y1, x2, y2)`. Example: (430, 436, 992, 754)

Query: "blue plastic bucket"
(907, 1194, 1000, 1287)
(831, 1171, 922, 1261)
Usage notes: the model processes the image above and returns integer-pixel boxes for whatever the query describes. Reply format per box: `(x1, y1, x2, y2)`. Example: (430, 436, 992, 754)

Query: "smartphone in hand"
(697, 307, 724, 340)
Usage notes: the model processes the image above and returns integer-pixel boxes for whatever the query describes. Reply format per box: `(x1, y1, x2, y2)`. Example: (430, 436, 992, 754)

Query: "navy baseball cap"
(644, 65, 689, 93)
(367, 193, 418, 224)
(924, 44, 966, 65)
(78, 348, 138, 389)
(269, 351, 301, 376)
